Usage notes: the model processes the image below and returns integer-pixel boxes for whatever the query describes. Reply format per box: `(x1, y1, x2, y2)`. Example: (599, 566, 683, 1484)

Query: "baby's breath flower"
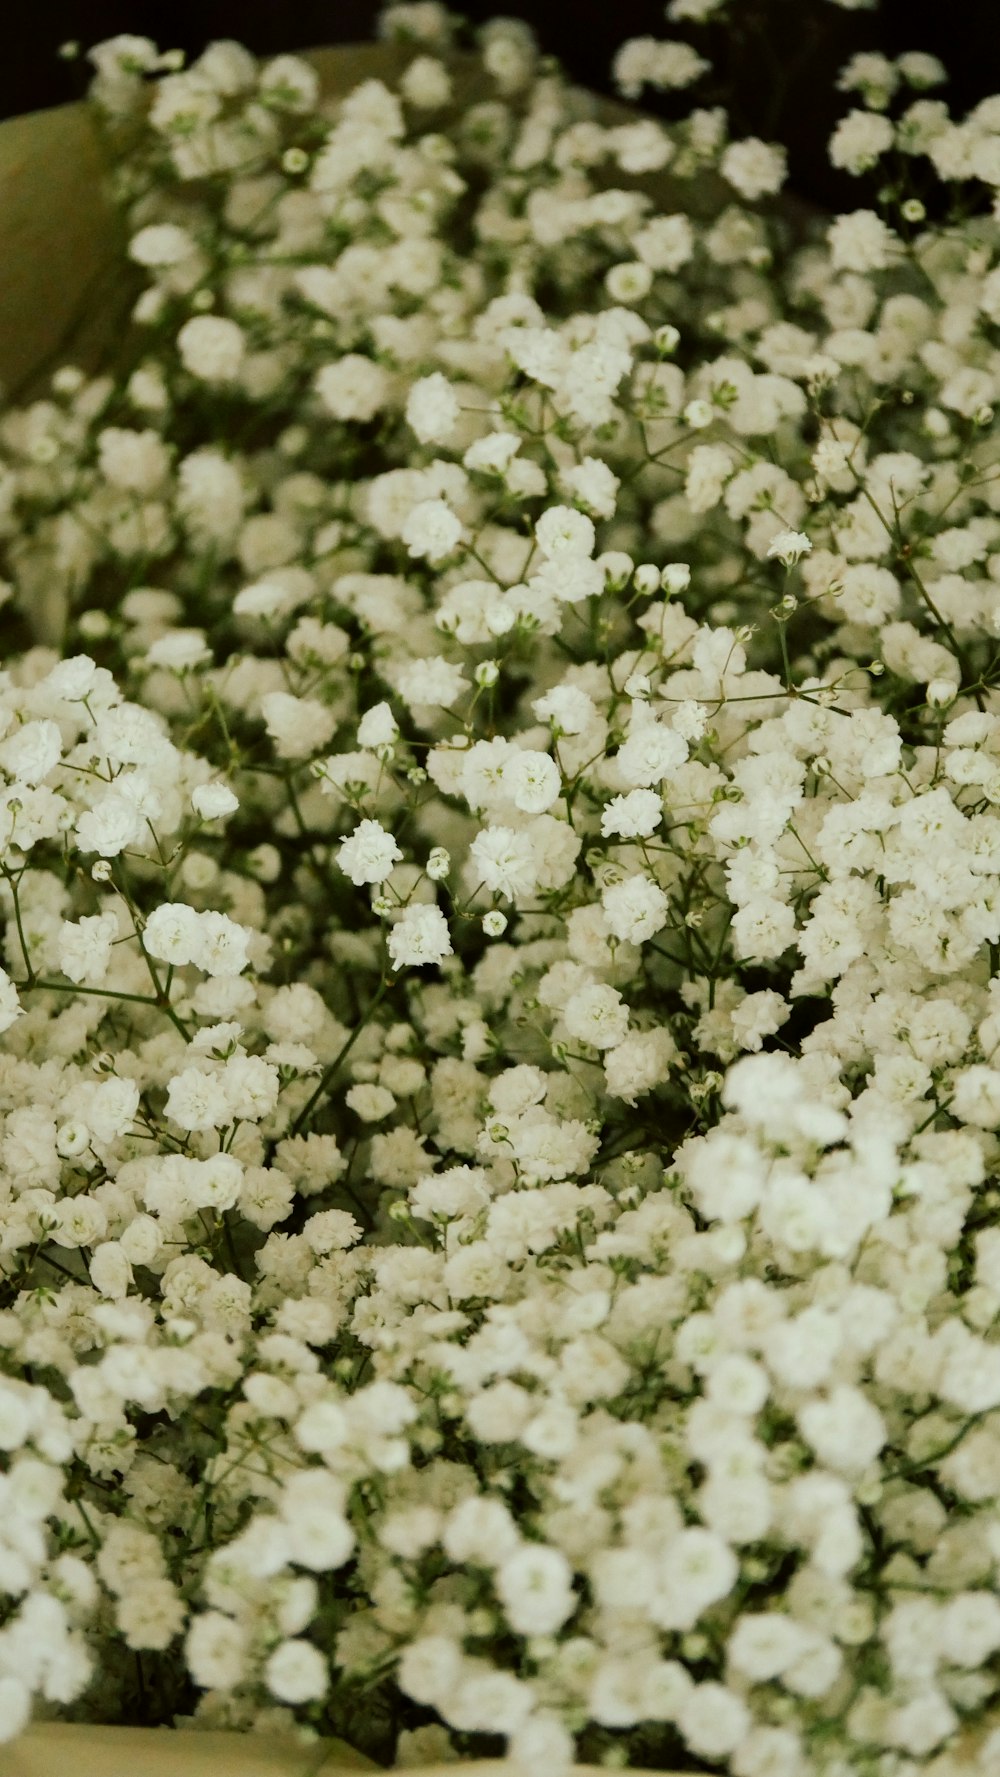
(5, 15, 1000, 1771)
(766, 528, 812, 566)
(336, 819, 403, 886)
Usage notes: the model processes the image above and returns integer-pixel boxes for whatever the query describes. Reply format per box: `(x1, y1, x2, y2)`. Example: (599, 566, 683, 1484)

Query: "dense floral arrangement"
(2, 2, 1000, 1771)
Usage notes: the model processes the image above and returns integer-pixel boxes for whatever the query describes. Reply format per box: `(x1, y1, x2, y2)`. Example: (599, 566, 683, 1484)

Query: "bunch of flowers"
(2, 3, 1000, 1771)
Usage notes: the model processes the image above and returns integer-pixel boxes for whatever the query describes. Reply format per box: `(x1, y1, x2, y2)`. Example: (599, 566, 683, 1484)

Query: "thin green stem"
(287, 977, 393, 1139)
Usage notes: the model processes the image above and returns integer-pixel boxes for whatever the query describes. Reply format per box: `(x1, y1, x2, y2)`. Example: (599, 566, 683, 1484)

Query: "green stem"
(287, 977, 393, 1139)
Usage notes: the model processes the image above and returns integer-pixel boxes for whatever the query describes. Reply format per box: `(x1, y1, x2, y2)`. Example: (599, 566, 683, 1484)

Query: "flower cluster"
(1, 5, 1000, 1773)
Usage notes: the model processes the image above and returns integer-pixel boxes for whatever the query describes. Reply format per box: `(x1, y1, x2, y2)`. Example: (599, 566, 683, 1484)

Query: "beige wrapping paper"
(7, 1723, 374, 1775)
(8, 1728, 690, 1776)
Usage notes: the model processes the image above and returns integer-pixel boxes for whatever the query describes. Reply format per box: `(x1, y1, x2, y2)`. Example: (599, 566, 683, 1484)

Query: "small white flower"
(535, 504, 596, 559)
(143, 902, 202, 967)
(191, 781, 239, 819)
(496, 1543, 577, 1635)
(356, 702, 399, 749)
(177, 314, 246, 382)
(265, 1638, 329, 1703)
(346, 1083, 396, 1122)
(600, 788, 663, 838)
(767, 529, 812, 566)
(337, 819, 403, 886)
(564, 982, 630, 1050)
(0, 719, 62, 784)
(720, 137, 787, 200)
(469, 826, 539, 899)
(315, 354, 392, 422)
(401, 497, 464, 562)
(504, 750, 561, 814)
(406, 372, 460, 443)
(387, 903, 453, 968)
(602, 874, 669, 943)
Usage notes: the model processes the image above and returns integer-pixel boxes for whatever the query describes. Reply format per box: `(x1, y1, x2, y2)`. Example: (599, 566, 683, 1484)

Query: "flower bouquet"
(1, 4, 999, 1774)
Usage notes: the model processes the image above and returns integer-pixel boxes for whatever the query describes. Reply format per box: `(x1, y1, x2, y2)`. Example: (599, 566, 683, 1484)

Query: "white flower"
(399, 54, 453, 107)
(827, 208, 899, 272)
(259, 54, 320, 111)
(129, 223, 197, 265)
(97, 427, 171, 493)
(496, 1544, 576, 1634)
(602, 874, 669, 943)
(503, 750, 561, 814)
(90, 1242, 133, 1300)
(356, 702, 399, 748)
(528, 554, 606, 605)
(398, 1636, 463, 1707)
(952, 1066, 1000, 1130)
(532, 684, 597, 734)
(728, 1612, 809, 1681)
(261, 691, 337, 759)
(799, 1385, 887, 1472)
(164, 1067, 232, 1131)
(186, 1613, 249, 1689)
(387, 903, 453, 968)
(508, 1712, 575, 1774)
(315, 355, 392, 422)
(561, 457, 620, 519)
(143, 902, 202, 967)
(720, 138, 787, 200)
(193, 911, 251, 977)
(614, 36, 708, 98)
(616, 721, 687, 786)
(75, 794, 146, 856)
(767, 529, 812, 566)
(464, 430, 522, 474)
(395, 656, 469, 710)
(406, 372, 460, 443)
(0, 1676, 32, 1743)
(469, 826, 539, 899)
(651, 1528, 739, 1630)
(829, 109, 895, 173)
(337, 819, 403, 886)
(177, 315, 246, 382)
(0, 719, 62, 784)
(604, 1028, 676, 1101)
(401, 497, 464, 561)
(564, 982, 629, 1050)
(0, 968, 23, 1035)
(56, 912, 118, 985)
(191, 781, 239, 819)
(346, 1083, 396, 1121)
(677, 1682, 751, 1760)
(266, 1638, 328, 1703)
(535, 505, 596, 559)
(600, 788, 663, 838)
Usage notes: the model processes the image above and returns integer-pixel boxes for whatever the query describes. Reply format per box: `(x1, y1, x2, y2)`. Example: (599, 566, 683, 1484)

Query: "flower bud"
(661, 562, 691, 595)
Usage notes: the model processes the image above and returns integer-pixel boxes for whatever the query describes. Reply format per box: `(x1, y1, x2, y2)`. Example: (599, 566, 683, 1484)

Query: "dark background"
(2, 2, 997, 208)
